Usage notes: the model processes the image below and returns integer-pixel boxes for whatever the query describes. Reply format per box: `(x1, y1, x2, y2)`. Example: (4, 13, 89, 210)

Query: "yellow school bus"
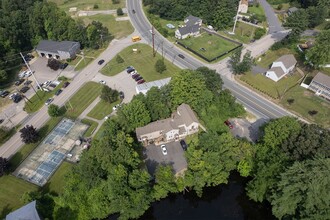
(132, 36, 141, 42)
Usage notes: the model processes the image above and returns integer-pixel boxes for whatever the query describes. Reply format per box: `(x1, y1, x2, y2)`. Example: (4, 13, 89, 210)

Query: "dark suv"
(180, 140, 188, 151)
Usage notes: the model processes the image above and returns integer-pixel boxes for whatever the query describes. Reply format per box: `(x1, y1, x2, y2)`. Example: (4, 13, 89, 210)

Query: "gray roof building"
(6, 201, 41, 220)
(184, 15, 202, 27)
(275, 54, 297, 69)
(36, 40, 80, 60)
(308, 72, 330, 100)
(268, 66, 285, 78)
(178, 24, 200, 36)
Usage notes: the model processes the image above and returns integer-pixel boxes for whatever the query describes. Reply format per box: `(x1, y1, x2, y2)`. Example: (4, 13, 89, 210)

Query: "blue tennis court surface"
(44, 119, 74, 145)
(29, 150, 65, 186)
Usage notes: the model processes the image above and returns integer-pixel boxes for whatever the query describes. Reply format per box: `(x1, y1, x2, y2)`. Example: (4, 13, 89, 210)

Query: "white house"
(239, 0, 249, 13)
(136, 104, 200, 145)
(308, 72, 330, 100)
(175, 15, 202, 39)
(265, 54, 297, 82)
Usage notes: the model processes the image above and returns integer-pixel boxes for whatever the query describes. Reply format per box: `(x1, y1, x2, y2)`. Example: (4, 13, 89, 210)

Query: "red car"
(63, 82, 70, 88)
(224, 120, 233, 129)
(137, 79, 145, 84)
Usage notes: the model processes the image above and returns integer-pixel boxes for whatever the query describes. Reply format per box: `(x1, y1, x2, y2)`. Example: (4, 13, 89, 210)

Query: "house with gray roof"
(136, 104, 200, 145)
(265, 54, 297, 82)
(36, 40, 80, 60)
(6, 200, 41, 220)
(175, 15, 202, 39)
(308, 72, 330, 100)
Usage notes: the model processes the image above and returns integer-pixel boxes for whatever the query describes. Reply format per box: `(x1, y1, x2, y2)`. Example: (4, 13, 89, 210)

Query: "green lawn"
(79, 14, 134, 39)
(220, 22, 263, 44)
(0, 175, 38, 219)
(101, 44, 181, 81)
(74, 57, 94, 71)
(280, 86, 330, 128)
(46, 162, 73, 195)
(239, 71, 303, 99)
(81, 118, 99, 137)
(87, 100, 120, 120)
(64, 82, 103, 119)
(50, 0, 125, 11)
(25, 82, 65, 113)
(178, 32, 239, 61)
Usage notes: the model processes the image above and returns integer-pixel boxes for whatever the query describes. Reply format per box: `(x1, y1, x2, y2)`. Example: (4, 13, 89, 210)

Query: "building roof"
(268, 66, 286, 78)
(136, 77, 171, 94)
(288, 7, 298, 13)
(275, 54, 297, 69)
(136, 104, 199, 137)
(178, 24, 200, 36)
(184, 15, 202, 26)
(6, 201, 41, 220)
(241, 0, 248, 6)
(311, 72, 330, 89)
(36, 40, 79, 53)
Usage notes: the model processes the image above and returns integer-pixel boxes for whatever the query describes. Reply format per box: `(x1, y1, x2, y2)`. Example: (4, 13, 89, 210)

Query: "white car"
(45, 98, 54, 106)
(8, 93, 18, 100)
(24, 71, 32, 77)
(99, 80, 106, 85)
(161, 145, 167, 155)
(112, 104, 120, 111)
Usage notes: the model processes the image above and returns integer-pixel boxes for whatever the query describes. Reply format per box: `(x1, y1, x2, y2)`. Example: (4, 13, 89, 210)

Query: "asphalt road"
(128, 0, 291, 120)
(258, 0, 284, 34)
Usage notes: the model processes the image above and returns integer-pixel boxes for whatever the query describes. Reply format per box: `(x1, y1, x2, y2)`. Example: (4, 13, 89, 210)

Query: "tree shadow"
(0, 204, 13, 219)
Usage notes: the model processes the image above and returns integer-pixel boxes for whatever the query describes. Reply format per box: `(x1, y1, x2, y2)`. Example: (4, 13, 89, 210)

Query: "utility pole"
(20, 52, 42, 99)
(152, 26, 155, 57)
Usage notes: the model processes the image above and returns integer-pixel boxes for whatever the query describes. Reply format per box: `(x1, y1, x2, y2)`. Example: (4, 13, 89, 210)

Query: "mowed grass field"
(178, 32, 239, 60)
(64, 82, 103, 119)
(50, 0, 125, 11)
(0, 175, 38, 218)
(46, 161, 73, 195)
(79, 14, 134, 39)
(101, 44, 181, 81)
(87, 100, 120, 120)
(81, 118, 99, 137)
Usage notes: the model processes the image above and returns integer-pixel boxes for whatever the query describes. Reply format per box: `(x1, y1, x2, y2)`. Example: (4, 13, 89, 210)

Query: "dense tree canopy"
(19, 125, 39, 144)
(306, 30, 330, 66)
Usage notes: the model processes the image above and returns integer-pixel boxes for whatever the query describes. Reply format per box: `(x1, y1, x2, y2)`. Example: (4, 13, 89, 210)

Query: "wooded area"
(0, 0, 111, 83)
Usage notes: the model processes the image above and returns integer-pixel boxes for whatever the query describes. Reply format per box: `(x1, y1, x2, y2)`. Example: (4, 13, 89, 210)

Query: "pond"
(138, 172, 275, 220)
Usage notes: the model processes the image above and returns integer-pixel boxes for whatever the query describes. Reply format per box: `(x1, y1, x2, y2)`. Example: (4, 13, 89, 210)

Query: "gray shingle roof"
(6, 201, 40, 220)
(36, 40, 79, 53)
(178, 24, 200, 36)
(269, 66, 286, 78)
(275, 54, 297, 69)
(136, 104, 199, 137)
(185, 15, 202, 26)
(311, 72, 330, 89)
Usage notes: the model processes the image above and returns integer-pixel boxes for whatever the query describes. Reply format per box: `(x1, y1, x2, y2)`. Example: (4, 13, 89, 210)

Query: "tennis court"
(14, 118, 88, 186)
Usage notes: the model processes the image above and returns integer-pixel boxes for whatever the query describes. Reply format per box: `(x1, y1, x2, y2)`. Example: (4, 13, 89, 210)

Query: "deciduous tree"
(306, 30, 330, 66)
(19, 125, 39, 144)
(48, 104, 61, 117)
(155, 59, 166, 73)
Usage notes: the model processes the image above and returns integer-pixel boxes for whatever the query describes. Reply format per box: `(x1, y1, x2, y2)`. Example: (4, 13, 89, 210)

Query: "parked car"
(20, 86, 30, 93)
(24, 80, 32, 86)
(45, 98, 54, 106)
(43, 80, 52, 87)
(55, 89, 63, 96)
(135, 76, 143, 81)
(127, 68, 135, 73)
(119, 91, 124, 99)
(130, 70, 138, 75)
(180, 140, 188, 151)
(98, 59, 105, 65)
(132, 9, 136, 14)
(49, 83, 57, 88)
(37, 83, 44, 89)
(99, 80, 106, 85)
(132, 74, 140, 79)
(63, 82, 70, 88)
(161, 145, 167, 155)
(18, 71, 27, 78)
(137, 79, 145, 84)
(24, 71, 32, 77)
(14, 79, 25, 86)
(224, 120, 234, 129)
(13, 95, 22, 103)
(0, 119, 4, 124)
(178, 54, 185, 59)
(8, 93, 18, 100)
(0, 90, 9, 98)
(59, 63, 68, 69)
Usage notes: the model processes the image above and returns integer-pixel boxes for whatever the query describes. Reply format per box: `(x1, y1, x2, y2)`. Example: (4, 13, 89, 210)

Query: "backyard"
(178, 32, 239, 61)
(101, 44, 181, 81)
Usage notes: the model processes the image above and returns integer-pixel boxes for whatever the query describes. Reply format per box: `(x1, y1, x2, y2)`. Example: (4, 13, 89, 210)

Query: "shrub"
(277, 4, 283, 10)
(93, 4, 99, 9)
(254, 28, 266, 40)
(117, 8, 124, 16)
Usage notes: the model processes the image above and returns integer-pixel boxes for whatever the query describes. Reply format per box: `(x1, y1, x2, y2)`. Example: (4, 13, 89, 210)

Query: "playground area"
(14, 118, 88, 186)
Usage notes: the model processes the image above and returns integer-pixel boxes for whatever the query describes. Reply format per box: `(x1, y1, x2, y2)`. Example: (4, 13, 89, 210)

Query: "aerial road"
(127, 0, 292, 120)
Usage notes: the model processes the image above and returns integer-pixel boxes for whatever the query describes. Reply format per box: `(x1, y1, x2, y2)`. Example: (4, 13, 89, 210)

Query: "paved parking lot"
(230, 118, 268, 142)
(144, 141, 187, 175)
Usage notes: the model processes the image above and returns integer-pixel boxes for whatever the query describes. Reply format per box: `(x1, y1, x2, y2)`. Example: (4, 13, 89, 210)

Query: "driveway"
(258, 0, 284, 34)
(144, 141, 187, 175)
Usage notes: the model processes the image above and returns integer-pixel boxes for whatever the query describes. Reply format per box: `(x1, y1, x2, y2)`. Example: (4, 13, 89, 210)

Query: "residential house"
(6, 201, 41, 220)
(288, 7, 298, 15)
(136, 104, 200, 145)
(308, 72, 330, 100)
(175, 15, 202, 39)
(265, 54, 297, 82)
(36, 40, 80, 60)
(239, 0, 249, 13)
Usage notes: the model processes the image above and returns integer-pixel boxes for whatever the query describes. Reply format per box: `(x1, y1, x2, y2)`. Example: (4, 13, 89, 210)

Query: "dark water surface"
(138, 173, 275, 220)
